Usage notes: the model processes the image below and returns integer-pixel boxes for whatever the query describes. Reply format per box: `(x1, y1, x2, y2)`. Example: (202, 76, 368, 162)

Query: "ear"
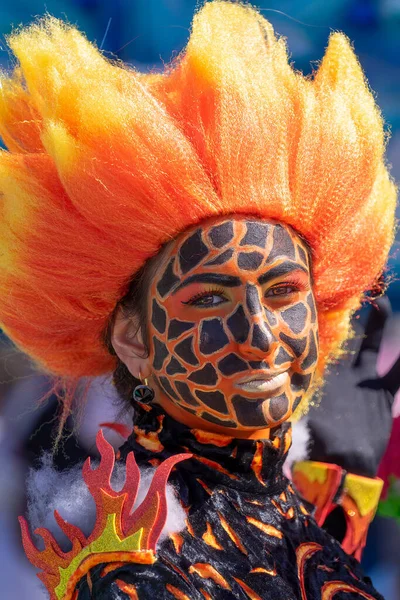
(111, 307, 151, 379)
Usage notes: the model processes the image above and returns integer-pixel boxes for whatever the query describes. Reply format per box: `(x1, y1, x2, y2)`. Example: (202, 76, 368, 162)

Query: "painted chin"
(234, 371, 289, 397)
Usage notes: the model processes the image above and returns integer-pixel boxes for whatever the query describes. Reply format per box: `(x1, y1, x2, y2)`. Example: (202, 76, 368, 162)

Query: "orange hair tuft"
(0, 2, 396, 390)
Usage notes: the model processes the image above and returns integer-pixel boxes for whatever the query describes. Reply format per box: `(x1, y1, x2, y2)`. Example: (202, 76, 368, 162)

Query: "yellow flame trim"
(55, 515, 143, 599)
(293, 461, 330, 485)
(344, 474, 383, 518)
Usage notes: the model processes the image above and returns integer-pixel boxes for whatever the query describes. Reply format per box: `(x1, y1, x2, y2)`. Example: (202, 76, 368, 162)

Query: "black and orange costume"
(21, 403, 388, 600)
(0, 1, 398, 599)
(76, 404, 390, 600)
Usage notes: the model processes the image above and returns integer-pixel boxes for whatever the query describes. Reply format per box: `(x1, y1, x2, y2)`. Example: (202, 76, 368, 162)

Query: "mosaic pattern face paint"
(148, 217, 318, 430)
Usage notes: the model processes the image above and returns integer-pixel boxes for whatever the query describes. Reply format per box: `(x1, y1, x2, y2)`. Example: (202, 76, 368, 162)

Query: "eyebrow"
(257, 261, 309, 285)
(172, 273, 242, 293)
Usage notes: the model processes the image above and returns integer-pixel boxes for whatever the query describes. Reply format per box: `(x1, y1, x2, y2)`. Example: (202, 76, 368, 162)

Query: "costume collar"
(119, 403, 291, 496)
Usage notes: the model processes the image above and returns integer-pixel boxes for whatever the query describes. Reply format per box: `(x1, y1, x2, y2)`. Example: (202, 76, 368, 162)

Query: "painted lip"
(234, 371, 289, 395)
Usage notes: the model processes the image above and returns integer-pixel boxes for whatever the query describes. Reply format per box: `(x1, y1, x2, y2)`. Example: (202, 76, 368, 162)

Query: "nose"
(238, 284, 277, 359)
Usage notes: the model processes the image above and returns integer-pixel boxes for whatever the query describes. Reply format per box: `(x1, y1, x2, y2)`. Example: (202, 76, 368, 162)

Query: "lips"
(234, 371, 289, 395)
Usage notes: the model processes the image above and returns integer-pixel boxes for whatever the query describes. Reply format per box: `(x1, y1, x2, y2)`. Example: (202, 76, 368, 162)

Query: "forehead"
(157, 217, 309, 279)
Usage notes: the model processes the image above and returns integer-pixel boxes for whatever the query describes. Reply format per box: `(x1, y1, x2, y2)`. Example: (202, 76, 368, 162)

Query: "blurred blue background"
(0, 1, 399, 599)
(1, 0, 399, 306)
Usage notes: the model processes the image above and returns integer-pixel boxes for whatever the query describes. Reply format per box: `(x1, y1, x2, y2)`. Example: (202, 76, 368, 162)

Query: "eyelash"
(183, 287, 227, 307)
(265, 278, 304, 298)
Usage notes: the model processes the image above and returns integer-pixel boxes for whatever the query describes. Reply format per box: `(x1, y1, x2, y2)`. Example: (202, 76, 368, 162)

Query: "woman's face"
(148, 217, 318, 432)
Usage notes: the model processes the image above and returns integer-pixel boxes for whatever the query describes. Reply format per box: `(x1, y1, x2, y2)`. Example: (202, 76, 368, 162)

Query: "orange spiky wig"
(0, 2, 396, 392)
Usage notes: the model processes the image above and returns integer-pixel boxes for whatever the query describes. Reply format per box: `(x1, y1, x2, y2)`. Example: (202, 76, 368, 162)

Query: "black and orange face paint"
(148, 217, 318, 432)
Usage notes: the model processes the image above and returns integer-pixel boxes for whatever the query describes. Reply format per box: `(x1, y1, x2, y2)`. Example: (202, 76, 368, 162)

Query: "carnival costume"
(0, 1, 398, 599)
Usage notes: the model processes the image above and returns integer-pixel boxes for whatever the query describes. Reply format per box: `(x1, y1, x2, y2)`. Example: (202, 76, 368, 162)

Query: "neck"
(155, 390, 275, 440)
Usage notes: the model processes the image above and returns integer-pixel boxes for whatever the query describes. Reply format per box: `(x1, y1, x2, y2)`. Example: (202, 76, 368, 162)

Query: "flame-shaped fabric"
(0, 1, 396, 384)
(19, 430, 191, 600)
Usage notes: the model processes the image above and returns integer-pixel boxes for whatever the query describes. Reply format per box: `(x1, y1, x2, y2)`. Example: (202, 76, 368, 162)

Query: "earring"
(132, 371, 155, 404)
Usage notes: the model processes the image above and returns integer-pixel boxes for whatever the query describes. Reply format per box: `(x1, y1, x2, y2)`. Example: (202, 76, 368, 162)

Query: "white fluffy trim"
(283, 418, 311, 477)
(26, 455, 186, 552)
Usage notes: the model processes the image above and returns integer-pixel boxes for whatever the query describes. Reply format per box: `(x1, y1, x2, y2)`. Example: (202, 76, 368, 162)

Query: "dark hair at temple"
(102, 248, 168, 407)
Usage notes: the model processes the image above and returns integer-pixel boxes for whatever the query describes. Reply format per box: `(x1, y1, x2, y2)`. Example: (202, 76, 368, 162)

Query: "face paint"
(148, 217, 318, 431)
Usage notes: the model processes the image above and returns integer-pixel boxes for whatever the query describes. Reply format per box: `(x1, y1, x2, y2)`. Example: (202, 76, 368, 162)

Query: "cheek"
(199, 317, 230, 355)
(280, 302, 309, 335)
(280, 294, 319, 402)
(148, 296, 243, 424)
(148, 295, 223, 386)
(272, 294, 318, 362)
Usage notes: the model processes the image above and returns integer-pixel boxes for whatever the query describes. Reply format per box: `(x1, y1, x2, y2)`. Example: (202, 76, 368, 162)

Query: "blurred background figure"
(0, 1, 399, 599)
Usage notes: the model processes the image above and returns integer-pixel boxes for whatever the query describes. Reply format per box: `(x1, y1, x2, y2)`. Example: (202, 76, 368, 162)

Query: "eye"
(183, 289, 228, 308)
(265, 284, 299, 298)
